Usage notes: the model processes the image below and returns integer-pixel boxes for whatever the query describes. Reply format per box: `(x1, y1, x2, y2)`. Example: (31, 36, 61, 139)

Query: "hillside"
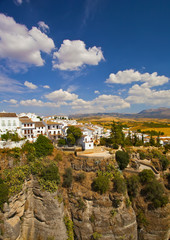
(70, 107, 170, 119)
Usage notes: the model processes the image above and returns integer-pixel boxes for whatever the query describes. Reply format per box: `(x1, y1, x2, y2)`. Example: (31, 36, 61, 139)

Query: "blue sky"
(0, 0, 170, 116)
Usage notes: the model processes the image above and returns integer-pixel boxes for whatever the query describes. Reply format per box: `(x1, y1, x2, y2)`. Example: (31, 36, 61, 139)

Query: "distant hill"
(137, 107, 170, 119)
(70, 107, 170, 119)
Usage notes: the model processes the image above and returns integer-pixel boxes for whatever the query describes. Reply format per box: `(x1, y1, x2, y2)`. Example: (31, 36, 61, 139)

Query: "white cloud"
(3, 99, 18, 104)
(71, 94, 130, 113)
(43, 85, 50, 89)
(106, 69, 169, 87)
(67, 85, 79, 93)
(94, 90, 100, 94)
(24, 81, 37, 89)
(38, 21, 49, 33)
(0, 74, 23, 92)
(52, 39, 104, 71)
(45, 89, 78, 101)
(126, 84, 170, 106)
(0, 14, 55, 69)
(20, 99, 64, 108)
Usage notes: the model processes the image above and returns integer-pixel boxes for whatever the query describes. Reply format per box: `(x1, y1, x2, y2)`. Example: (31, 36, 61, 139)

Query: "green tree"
(34, 135, 54, 157)
(159, 156, 169, 171)
(126, 175, 140, 198)
(139, 169, 155, 184)
(92, 173, 110, 194)
(0, 177, 9, 210)
(113, 175, 126, 194)
(67, 126, 82, 144)
(110, 121, 124, 145)
(67, 133, 76, 146)
(58, 138, 66, 146)
(41, 164, 60, 184)
(115, 150, 129, 170)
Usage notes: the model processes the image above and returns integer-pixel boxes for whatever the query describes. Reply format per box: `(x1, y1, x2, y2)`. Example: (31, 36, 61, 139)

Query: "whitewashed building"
(77, 135, 94, 150)
(0, 112, 20, 136)
(19, 117, 36, 142)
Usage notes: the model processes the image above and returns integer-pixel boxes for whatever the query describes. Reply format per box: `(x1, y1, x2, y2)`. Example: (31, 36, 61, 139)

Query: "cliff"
(0, 152, 169, 240)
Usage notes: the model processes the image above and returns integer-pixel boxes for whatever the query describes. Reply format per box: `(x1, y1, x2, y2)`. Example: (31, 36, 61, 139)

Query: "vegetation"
(63, 168, 73, 188)
(64, 215, 74, 240)
(75, 172, 86, 183)
(58, 138, 66, 146)
(142, 179, 168, 209)
(34, 135, 54, 157)
(139, 169, 155, 184)
(110, 121, 124, 146)
(67, 126, 82, 146)
(115, 151, 129, 170)
(0, 176, 9, 210)
(92, 172, 110, 194)
(1, 131, 21, 142)
(126, 175, 140, 198)
(92, 232, 102, 240)
(113, 175, 126, 194)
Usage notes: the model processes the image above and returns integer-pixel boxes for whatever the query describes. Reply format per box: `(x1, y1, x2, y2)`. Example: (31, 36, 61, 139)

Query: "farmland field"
(77, 116, 170, 135)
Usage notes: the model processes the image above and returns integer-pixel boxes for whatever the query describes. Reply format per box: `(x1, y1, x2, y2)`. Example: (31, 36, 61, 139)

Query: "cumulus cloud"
(3, 99, 18, 104)
(38, 21, 49, 33)
(52, 39, 104, 71)
(94, 90, 100, 94)
(71, 94, 130, 113)
(24, 81, 37, 89)
(126, 84, 170, 106)
(45, 89, 78, 101)
(106, 69, 169, 87)
(43, 85, 50, 89)
(20, 99, 64, 108)
(0, 14, 55, 69)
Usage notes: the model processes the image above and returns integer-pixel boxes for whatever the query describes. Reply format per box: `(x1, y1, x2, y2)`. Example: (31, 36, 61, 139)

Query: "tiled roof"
(34, 122, 45, 127)
(0, 113, 17, 117)
(19, 118, 33, 123)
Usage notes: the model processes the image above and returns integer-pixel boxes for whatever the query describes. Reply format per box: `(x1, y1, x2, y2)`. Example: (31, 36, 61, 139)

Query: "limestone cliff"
(1, 176, 67, 240)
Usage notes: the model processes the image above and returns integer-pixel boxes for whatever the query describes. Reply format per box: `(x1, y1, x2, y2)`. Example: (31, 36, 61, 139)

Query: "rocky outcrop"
(138, 204, 170, 240)
(1, 176, 67, 240)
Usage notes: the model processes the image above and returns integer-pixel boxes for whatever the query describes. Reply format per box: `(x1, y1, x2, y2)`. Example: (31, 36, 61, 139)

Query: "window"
(13, 120, 16, 126)
(24, 124, 26, 127)
(2, 120, 5, 126)
(48, 126, 50, 129)
(54, 131, 56, 134)
(8, 120, 11, 126)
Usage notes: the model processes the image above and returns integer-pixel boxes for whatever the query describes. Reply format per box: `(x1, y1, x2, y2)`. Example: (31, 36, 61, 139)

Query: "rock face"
(138, 204, 170, 240)
(2, 176, 67, 240)
(69, 192, 138, 240)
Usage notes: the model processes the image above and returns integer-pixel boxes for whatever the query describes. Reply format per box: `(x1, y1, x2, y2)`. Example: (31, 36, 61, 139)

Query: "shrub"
(63, 168, 73, 188)
(126, 175, 140, 198)
(75, 172, 86, 183)
(34, 135, 54, 157)
(40, 164, 60, 184)
(115, 151, 129, 170)
(113, 176, 126, 194)
(137, 210, 148, 228)
(142, 179, 168, 208)
(0, 177, 9, 210)
(92, 173, 110, 194)
(92, 232, 102, 240)
(54, 153, 62, 162)
(64, 215, 74, 240)
(138, 151, 146, 160)
(139, 169, 155, 184)
(159, 156, 169, 171)
(76, 198, 86, 211)
(58, 138, 66, 146)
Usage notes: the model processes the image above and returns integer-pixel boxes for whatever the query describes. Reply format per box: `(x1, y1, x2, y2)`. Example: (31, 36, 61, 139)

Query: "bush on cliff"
(34, 135, 54, 157)
(0, 176, 9, 210)
(63, 168, 73, 188)
(92, 173, 110, 194)
(115, 150, 129, 170)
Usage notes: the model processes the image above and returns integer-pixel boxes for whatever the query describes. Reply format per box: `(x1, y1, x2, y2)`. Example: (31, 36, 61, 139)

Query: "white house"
(19, 117, 36, 142)
(34, 122, 46, 137)
(77, 135, 94, 150)
(0, 112, 20, 137)
(44, 121, 64, 141)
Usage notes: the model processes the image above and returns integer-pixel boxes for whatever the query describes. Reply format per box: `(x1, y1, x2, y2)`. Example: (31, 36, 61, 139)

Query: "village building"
(19, 117, 36, 142)
(0, 112, 20, 136)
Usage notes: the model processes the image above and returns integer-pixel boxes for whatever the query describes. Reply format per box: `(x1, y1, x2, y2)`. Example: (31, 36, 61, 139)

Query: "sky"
(0, 0, 170, 116)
